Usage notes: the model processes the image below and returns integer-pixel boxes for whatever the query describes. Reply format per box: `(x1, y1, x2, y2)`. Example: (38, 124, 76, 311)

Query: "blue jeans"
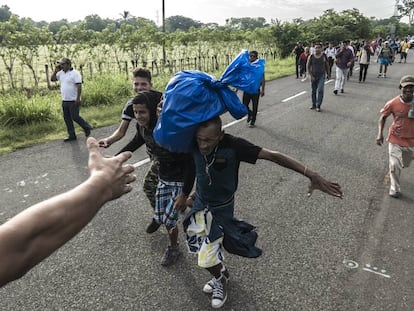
(62, 101, 91, 138)
(311, 75, 325, 108)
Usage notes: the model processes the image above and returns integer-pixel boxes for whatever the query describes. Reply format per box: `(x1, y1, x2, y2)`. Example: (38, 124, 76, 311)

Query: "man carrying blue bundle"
(153, 51, 343, 309)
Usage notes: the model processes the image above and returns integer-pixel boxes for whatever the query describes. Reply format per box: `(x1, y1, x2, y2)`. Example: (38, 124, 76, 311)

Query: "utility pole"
(162, 0, 166, 63)
(394, 0, 399, 17)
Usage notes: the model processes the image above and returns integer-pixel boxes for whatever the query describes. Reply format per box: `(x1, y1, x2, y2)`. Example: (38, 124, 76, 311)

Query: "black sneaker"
(146, 219, 161, 234)
(64, 136, 77, 142)
(211, 273, 228, 309)
(340, 89, 344, 93)
(161, 245, 181, 266)
(84, 127, 91, 137)
(333, 90, 338, 95)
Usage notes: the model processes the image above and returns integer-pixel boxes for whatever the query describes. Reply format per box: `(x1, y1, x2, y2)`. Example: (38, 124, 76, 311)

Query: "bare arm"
(260, 74, 265, 97)
(75, 83, 82, 105)
(306, 56, 312, 79)
(50, 66, 60, 82)
(98, 120, 131, 148)
(258, 148, 342, 198)
(0, 137, 136, 287)
(376, 114, 388, 145)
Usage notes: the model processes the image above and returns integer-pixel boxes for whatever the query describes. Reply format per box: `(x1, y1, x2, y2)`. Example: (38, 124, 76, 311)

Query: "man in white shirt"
(51, 57, 92, 142)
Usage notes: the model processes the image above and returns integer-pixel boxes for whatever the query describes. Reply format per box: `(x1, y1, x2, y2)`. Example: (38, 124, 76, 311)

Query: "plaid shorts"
(154, 179, 184, 227)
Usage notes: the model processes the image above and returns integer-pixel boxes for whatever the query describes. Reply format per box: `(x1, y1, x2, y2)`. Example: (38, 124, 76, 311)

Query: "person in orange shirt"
(376, 75, 414, 198)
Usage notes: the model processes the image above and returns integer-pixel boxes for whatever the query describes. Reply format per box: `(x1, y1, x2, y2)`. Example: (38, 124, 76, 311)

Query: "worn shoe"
(340, 89, 344, 93)
(316, 108, 321, 112)
(248, 123, 255, 128)
(389, 190, 400, 198)
(309, 106, 315, 110)
(203, 267, 230, 294)
(333, 90, 338, 95)
(84, 127, 91, 137)
(211, 273, 228, 309)
(161, 245, 181, 266)
(64, 136, 77, 142)
(146, 219, 161, 234)
(247, 115, 251, 123)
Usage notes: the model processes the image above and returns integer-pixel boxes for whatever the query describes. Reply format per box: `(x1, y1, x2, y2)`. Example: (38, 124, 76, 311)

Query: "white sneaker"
(211, 274, 228, 309)
(203, 267, 229, 294)
(389, 190, 400, 198)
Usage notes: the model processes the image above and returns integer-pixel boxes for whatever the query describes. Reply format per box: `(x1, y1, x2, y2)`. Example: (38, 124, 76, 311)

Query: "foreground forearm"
(0, 177, 109, 286)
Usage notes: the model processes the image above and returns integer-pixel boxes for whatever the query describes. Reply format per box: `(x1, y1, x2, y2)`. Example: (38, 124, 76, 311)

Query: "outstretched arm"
(258, 148, 342, 198)
(376, 114, 388, 145)
(0, 137, 136, 287)
(98, 120, 130, 148)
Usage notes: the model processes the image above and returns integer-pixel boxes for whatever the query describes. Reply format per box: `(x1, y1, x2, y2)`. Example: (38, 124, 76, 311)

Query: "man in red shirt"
(376, 75, 414, 198)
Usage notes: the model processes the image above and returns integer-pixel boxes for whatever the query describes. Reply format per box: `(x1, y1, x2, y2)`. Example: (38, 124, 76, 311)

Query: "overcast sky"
(2, 0, 397, 25)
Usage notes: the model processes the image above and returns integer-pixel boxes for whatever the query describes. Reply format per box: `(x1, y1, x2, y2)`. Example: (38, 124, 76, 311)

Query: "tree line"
(0, 4, 413, 91)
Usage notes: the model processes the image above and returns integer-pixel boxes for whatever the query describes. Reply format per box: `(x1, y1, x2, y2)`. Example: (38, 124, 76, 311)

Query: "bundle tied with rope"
(153, 49, 265, 152)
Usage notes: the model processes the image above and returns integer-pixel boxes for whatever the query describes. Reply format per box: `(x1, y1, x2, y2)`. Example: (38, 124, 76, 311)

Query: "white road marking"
(343, 259, 390, 278)
(132, 158, 150, 168)
(362, 267, 390, 278)
(281, 91, 307, 102)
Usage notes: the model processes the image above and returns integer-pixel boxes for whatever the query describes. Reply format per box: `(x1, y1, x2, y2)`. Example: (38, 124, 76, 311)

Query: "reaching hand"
(376, 135, 384, 146)
(87, 137, 136, 201)
(307, 172, 343, 199)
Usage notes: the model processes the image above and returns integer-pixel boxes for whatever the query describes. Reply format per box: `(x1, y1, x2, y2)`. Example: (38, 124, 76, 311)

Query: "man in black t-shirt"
(182, 116, 343, 309)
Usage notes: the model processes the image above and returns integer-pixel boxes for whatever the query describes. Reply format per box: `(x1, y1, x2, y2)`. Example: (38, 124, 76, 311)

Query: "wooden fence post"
(45, 64, 51, 89)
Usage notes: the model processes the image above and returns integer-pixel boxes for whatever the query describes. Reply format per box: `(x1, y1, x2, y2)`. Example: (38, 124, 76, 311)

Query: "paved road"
(1, 57, 413, 311)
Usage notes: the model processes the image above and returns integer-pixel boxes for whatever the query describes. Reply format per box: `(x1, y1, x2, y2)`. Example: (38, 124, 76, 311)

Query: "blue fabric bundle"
(153, 49, 265, 152)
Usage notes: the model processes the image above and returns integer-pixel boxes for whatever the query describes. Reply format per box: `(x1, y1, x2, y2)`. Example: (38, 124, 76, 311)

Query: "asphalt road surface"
(1, 56, 413, 311)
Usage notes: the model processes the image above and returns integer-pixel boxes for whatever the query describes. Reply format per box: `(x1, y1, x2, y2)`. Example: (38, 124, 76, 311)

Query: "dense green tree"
(48, 19, 70, 35)
(165, 15, 202, 32)
(84, 14, 108, 32)
(225, 17, 267, 30)
(0, 5, 11, 22)
(270, 19, 304, 57)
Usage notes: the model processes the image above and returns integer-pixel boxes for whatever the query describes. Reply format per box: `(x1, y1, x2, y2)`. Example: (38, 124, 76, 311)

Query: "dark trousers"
(62, 101, 91, 138)
(295, 57, 300, 78)
(328, 57, 334, 76)
(359, 64, 369, 82)
(243, 92, 260, 124)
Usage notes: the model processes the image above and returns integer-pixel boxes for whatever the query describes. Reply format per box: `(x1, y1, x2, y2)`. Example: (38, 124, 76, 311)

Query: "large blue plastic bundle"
(153, 50, 265, 152)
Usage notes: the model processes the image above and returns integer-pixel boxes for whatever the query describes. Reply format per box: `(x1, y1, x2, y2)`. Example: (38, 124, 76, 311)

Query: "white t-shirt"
(56, 69, 82, 101)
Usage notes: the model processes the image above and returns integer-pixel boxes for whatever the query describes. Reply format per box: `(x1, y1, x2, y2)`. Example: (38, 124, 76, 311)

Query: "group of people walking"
(42, 52, 343, 309)
(1, 45, 413, 310)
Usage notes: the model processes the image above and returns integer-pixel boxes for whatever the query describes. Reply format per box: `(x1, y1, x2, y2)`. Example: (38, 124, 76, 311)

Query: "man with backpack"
(306, 42, 330, 112)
